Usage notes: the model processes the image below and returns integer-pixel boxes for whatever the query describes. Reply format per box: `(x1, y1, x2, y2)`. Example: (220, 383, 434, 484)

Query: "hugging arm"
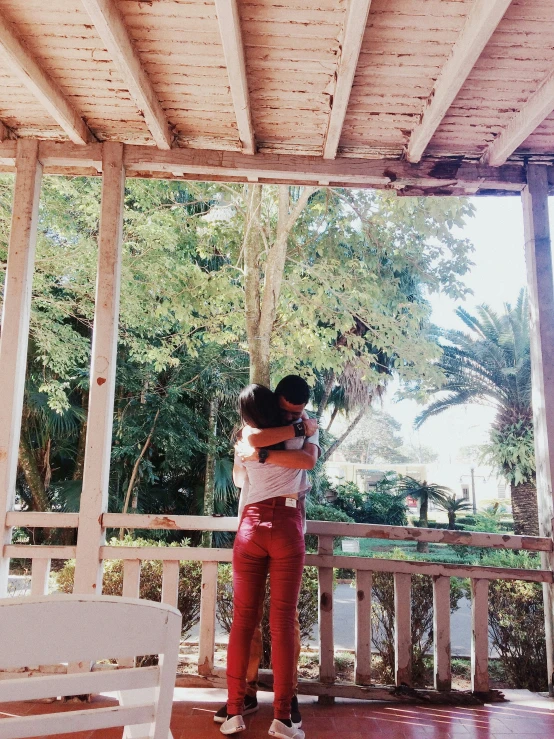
(248, 441, 319, 470)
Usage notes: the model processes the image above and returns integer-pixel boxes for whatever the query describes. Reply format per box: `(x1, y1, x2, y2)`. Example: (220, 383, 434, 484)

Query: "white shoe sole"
(220, 717, 246, 735)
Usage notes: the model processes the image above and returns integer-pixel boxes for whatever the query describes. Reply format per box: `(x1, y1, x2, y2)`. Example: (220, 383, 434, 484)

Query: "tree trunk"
(243, 184, 317, 386)
(417, 494, 429, 553)
(73, 392, 88, 481)
(18, 434, 49, 512)
(202, 398, 219, 548)
(319, 405, 368, 465)
(317, 371, 335, 418)
(510, 481, 540, 536)
(448, 512, 456, 529)
(243, 184, 265, 384)
(119, 409, 160, 539)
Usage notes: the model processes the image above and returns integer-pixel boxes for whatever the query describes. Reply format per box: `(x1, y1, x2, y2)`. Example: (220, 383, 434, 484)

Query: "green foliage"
(416, 291, 534, 487)
(487, 420, 536, 485)
(324, 480, 408, 527)
(216, 563, 319, 669)
(305, 501, 355, 551)
(370, 549, 462, 685)
(465, 550, 547, 691)
(55, 537, 202, 637)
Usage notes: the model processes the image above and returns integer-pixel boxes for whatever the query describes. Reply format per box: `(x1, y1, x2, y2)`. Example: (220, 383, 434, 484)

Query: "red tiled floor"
(2, 688, 554, 738)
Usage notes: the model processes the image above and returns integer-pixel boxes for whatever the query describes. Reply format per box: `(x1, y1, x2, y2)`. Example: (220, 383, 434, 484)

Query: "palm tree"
(435, 495, 473, 529)
(396, 476, 451, 552)
(415, 291, 538, 536)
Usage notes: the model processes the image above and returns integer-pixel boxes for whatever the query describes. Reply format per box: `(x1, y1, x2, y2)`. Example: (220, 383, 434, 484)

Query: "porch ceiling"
(0, 0, 554, 193)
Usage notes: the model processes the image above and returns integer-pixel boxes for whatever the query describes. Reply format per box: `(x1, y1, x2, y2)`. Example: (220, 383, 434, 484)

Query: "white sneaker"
(220, 714, 246, 734)
(268, 719, 305, 739)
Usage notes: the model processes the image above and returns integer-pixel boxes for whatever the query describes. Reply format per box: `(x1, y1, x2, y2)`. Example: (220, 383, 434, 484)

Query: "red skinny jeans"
(226, 497, 305, 720)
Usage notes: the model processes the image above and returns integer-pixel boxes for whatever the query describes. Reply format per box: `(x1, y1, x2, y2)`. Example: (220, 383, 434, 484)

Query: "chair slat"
(0, 666, 159, 703)
(0, 704, 155, 739)
(0, 596, 178, 668)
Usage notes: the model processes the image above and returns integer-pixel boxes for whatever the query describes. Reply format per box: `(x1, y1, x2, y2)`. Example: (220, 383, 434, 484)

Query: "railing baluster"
(394, 572, 412, 687)
(355, 569, 372, 685)
(30, 558, 51, 596)
(119, 559, 141, 668)
(122, 559, 141, 599)
(433, 575, 451, 691)
(471, 578, 489, 693)
(318, 535, 335, 689)
(161, 560, 180, 609)
(198, 561, 218, 676)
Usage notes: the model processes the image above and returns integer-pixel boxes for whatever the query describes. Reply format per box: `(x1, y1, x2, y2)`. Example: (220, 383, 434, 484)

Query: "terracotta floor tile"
(4, 688, 554, 738)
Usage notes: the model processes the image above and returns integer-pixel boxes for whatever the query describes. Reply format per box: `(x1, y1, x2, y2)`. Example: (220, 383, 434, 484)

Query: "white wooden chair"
(0, 594, 182, 739)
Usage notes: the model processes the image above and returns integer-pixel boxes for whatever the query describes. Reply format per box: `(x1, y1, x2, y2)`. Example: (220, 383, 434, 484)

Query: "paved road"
(190, 582, 489, 657)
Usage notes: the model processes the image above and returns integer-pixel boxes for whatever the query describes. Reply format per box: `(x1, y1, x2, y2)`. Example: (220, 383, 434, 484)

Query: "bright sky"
(384, 195, 534, 464)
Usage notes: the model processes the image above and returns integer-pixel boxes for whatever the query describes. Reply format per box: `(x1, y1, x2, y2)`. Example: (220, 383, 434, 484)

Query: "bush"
(55, 537, 202, 637)
(371, 549, 462, 686)
(329, 482, 408, 527)
(217, 563, 319, 669)
(468, 550, 547, 691)
(305, 502, 355, 552)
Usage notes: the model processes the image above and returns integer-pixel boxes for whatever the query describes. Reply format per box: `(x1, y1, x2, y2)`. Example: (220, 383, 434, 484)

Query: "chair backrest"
(0, 594, 182, 739)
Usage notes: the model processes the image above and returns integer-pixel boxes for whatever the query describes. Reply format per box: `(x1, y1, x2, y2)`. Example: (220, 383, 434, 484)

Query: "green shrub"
(370, 549, 462, 686)
(217, 564, 319, 669)
(466, 550, 547, 691)
(55, 537, 202, 637)
(305, 502, 355, 552)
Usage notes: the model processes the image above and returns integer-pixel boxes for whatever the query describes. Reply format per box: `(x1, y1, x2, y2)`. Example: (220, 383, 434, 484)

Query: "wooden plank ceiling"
(0, 0, 554, 174)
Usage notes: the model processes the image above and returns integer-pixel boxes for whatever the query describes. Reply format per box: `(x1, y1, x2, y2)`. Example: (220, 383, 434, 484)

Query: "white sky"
(384, 195, 536, 464)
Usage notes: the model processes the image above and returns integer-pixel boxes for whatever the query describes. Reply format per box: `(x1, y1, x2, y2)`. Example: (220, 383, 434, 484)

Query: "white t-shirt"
(237, 429, 320, 518)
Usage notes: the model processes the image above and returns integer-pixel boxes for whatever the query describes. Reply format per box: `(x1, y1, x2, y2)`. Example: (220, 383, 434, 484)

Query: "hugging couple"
(215, 375, 320, 739)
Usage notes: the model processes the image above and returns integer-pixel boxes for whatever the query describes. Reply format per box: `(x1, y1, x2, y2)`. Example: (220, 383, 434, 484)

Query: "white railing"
(3, 511, 553, 699)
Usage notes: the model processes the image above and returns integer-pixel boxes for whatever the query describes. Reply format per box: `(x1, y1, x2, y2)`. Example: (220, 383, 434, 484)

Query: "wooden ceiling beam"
(323, 0, 373, 160)
(0, 141, 530, 194)
(80, 0, 172, 150)
(482, 71, 554, 166)
(0, 14, 92, 145)
(406, 0, 513, 164)
(214, 0, 255, 155)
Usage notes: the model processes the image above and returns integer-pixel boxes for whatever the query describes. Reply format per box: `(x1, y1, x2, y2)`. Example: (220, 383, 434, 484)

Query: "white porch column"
(73, 142, 125, 594)
(522, 163, 554, 693)
(0, 140, 42, 597)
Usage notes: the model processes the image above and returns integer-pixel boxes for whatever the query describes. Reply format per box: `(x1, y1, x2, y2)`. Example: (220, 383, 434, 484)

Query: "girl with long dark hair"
(221, 384, 317, 739)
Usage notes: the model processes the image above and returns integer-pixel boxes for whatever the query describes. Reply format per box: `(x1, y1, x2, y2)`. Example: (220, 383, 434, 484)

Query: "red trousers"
(226, 497, 305, 720)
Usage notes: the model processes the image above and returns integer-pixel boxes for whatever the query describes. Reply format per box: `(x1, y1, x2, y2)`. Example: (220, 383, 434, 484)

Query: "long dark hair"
(239, 384, 281, 430)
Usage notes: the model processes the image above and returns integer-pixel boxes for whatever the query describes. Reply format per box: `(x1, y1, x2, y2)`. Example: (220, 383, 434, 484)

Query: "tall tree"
(416, 290, 537, 536)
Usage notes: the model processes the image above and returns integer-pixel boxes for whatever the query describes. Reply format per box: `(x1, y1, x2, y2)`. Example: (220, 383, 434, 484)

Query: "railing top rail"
(101, 513, 552, 553)
(6, 512, 552, 555)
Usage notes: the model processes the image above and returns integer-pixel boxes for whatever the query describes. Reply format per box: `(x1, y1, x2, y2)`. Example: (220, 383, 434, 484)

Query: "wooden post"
(355, 569, 372, 685)
(522, 163, 554, 694)
(394, 573, 412, 686)
(0, 139, 42, 597)
(432, 576, 451, 691)
(317, 535, 335, 702)
(471, 578, 489, 693)
(73, 141, 125, 594)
